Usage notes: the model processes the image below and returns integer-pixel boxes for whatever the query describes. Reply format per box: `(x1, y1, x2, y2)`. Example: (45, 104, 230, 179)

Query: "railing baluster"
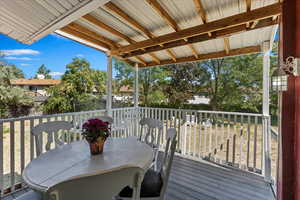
(253, 116, 258, 172)
(246, 116, 251, 170)
(198, 112, 202, 157)
(193, 111, 197, 157)
(29, 119, 34, 161)
(20, 120, 25, 173)
(232, 134, 236, 166)
(0, 122, 3, 196)
(10, 121, 15, 190)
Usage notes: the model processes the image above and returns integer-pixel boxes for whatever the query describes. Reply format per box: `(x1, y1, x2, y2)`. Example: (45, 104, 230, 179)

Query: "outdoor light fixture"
(272, 56, 300, 91)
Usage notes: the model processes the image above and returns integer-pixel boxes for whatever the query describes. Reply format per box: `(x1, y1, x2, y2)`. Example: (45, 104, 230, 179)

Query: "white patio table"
(22, 138, 154, 192)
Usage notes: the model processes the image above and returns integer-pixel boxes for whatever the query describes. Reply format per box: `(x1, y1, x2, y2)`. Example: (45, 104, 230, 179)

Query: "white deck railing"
(0, 107, 276, 197)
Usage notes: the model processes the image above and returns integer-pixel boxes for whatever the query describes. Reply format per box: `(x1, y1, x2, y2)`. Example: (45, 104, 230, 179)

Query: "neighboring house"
(114, 85, 133, 102)
(10, 78, 61, 97)
(187, 95, 210, 105)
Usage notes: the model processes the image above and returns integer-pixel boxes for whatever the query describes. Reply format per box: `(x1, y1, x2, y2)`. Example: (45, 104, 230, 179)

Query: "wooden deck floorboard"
(165, 155, 275, 200)
(4, 155, 274, 200)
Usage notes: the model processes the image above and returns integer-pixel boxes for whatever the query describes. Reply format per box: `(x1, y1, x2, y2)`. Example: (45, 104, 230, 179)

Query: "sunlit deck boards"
(4, 155, 274, 200)
(166, 155, 275, 200)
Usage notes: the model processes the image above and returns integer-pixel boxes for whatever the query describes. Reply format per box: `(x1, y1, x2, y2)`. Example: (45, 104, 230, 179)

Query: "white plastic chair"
(139, 118, 163, 170)
(31, 121, 73, 157)
(118, 128, 177, 200)
(16, 166, 144, 200)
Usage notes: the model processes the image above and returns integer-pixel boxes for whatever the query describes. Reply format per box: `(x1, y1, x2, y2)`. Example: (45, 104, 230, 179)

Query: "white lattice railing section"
(0, 107, 276, 198)
(138, 107, 275, 181)
(0, 108, 137, 197)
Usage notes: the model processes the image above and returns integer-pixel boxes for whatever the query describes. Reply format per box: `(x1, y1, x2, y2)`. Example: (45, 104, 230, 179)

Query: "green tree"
(0, 61, 32, 118)
(114, 59, 168, 105)
(35, 64, 52, 79)
(161, 62, 204, 105)
(0, 63, 24, 85)
(43, 58, 106, 114)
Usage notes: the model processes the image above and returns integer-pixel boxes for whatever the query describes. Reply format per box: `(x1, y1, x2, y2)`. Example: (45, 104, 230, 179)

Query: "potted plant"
(82, 118, 111, 155)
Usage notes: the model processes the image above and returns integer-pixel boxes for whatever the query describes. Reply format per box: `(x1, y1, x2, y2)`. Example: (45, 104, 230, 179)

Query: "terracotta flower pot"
(89, 137, 106, 155)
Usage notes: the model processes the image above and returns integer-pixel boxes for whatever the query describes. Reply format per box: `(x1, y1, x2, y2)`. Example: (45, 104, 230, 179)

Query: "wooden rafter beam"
(104, 2, 154, 38)
(146, 0, 199, 58)
(82, 14, 160, 65)
(145, 0, 179, 31)
(149, 53, 160, 64)
(135, 56, 147, 66)
(119, 17, 278, 58)
(140, 46, 261, 68)
(193, 0, 212, 37)
(104, 1, 177, 62)
(223, 37, 230, 54)
(60, 27, 111, 50)
(245, 0, 252, 27)
(112, 3, 281, 55)
(66, 22, 118, 49)
(82, 14, 135, 44)
(246, 0, 252, 12)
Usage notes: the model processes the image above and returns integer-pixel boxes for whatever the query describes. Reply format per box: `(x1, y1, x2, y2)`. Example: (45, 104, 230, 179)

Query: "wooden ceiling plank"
(113, 3, 281, 55)
(146, 0, 199, 58)
(60, 27, 111, 50)
(119, 17, 277, 58)
(223, 37, 230, 54)
(141, 46, 261, 67)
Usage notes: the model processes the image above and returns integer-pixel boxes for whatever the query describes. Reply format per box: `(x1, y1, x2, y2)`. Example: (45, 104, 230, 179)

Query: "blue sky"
(0, 33, 107, 79)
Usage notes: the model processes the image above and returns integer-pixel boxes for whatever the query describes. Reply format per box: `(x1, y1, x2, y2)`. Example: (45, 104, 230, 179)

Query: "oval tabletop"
(22, 138, 153, 192)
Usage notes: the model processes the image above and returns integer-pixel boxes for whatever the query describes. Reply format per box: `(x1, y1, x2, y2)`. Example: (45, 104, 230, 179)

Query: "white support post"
(262, 41, 272, 182)
(134, 63, 139, 137)
(134, 63, 139, 108)
(106, 55, 113, 116)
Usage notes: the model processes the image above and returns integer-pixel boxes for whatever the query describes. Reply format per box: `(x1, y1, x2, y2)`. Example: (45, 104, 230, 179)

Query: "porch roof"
(0, 0, 281, 67)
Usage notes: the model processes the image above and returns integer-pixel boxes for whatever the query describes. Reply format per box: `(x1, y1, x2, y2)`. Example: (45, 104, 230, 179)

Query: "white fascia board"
(55, 30, 108, 52)
(24, 0, 112, 44)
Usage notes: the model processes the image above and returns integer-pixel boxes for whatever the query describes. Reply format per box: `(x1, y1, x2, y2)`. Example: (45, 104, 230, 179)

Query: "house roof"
(1, 0, 281, 67)
(10, 79, 61, 86)
(119, 85, 133, 93)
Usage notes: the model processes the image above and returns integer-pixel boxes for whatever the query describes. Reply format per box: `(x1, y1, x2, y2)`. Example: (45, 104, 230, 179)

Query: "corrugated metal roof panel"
(0, 0, 111, 44)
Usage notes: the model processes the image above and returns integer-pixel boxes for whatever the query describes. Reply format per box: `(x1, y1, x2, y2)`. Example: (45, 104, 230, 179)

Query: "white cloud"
(1, 49, 40, 56)
(5, 56, 32, 61)
(76, 54, 84, 57)
(20, 63, 30, 66)
(49, 72, 64, 76)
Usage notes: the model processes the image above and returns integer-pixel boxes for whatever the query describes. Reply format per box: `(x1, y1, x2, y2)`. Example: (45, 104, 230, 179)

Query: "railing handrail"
(141, 107, 264, 117)
(0, 107, 138, 123)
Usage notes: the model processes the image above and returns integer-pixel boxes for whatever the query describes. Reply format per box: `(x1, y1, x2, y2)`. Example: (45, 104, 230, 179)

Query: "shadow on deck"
(4, 155, 275, 200)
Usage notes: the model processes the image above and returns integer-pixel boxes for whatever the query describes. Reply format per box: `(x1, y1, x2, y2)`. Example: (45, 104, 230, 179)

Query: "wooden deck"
(4, 155, 274, 200)
(166, 155, 275, 200)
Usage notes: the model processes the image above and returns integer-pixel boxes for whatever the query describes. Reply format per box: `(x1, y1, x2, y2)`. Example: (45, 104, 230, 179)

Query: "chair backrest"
(31, 121, 73, 157)
(160, 128, 177, 198)
(47, 166, 144, 200)
(139, 118, 163, 147)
